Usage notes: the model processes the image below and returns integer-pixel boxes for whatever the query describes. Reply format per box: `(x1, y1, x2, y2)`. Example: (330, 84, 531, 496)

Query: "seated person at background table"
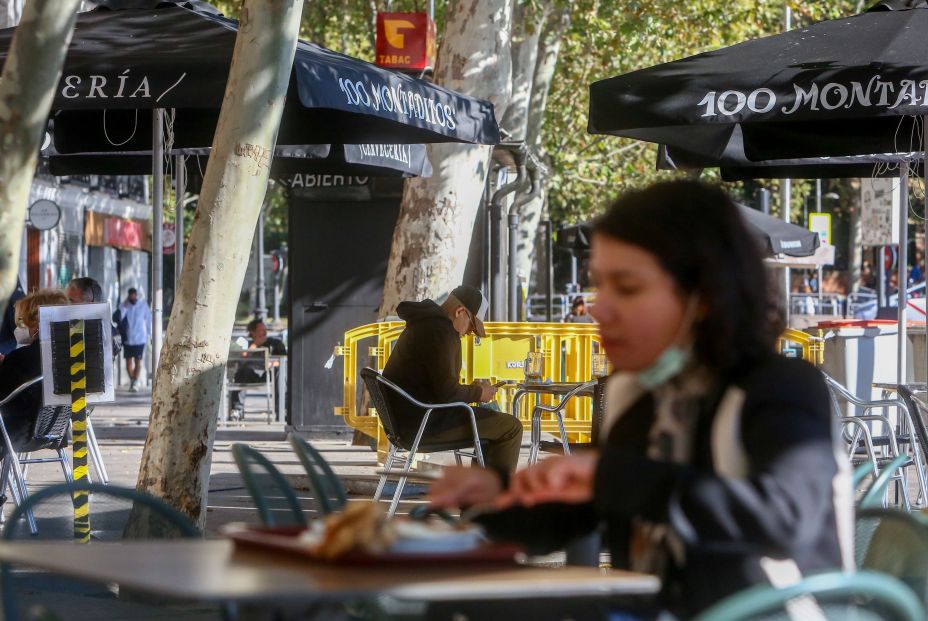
(0, 289, 69, 448)
(66, 276, 121, 360)
(0, 278, 24, 357)
(383, 285, 523, 474)
(230, 318, 287, 417)
(564, 295, 595, 323)
(429, 182, 852, 620)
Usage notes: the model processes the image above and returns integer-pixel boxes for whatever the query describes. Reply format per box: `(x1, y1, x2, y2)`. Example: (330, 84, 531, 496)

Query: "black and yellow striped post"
(69, 319, 90, 543)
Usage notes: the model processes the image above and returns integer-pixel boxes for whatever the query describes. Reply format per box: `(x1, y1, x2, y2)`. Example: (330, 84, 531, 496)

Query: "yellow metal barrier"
(778, 328, 825, 366)
(335, 322, 603, 449)
(336, 321, 822, 454)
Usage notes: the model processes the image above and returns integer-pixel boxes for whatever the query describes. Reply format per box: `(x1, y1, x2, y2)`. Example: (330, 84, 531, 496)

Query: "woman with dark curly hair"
(429, 180, 852, 619)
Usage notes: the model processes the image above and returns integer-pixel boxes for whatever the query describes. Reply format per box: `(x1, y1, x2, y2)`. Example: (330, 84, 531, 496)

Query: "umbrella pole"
(780, 179, 791, 326)
(152, 108, 164, 385)
(924, 115, 928, 390)
(175, 153, 185, 283)
(898, 169, 909, 386)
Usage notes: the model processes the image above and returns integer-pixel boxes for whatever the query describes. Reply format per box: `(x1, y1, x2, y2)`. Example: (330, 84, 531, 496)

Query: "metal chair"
(857, 507, 928, 604)
(224, 347, 274, 422)
(289, 435, 347, 516)
(861, 454, 912, 509)
(825, 373, 926, 509)
(360, 367, 484, 517)
(527, 380, 595, 465)
(690, 570, 925, 621)
(0, 482, 201, 621)
(0, 378, 74, 535)
(231, 443, 306, 527)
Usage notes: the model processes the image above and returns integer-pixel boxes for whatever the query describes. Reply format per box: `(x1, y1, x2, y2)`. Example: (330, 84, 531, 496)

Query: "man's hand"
(474, 379, 497, 403)
(495, 452, 599, 508)
(428, 467, 503, 509)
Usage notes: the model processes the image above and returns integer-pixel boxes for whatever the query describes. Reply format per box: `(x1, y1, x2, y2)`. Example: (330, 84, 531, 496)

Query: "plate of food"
(223, 502, 523, 566)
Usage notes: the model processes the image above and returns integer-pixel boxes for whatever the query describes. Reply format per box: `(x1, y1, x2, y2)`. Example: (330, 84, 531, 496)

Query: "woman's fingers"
(427, 467, 502, 508)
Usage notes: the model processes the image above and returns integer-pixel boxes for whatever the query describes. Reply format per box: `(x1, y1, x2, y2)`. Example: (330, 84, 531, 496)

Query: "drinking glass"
(524, 351, 543, 382)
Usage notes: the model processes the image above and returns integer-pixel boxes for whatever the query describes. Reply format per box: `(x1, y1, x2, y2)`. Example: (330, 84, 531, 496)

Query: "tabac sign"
(375, 13, 436, 71)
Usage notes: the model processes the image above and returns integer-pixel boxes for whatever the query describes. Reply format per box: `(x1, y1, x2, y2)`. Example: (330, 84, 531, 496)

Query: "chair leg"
(266, 376, 273, 423)
(58, 450, 74, 483)
(7, 453, 34, 535)
(388, 451, 416, 518)
(389, 413, 432, 517)
(86, 419, 109, 485)
(454, 452, 463, 466)
(373, 445, 397, 503)
(555, 410, 570, 456)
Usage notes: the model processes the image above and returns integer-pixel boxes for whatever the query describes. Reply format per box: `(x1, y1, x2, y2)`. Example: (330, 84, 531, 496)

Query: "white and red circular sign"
(162, 222, 176, 255)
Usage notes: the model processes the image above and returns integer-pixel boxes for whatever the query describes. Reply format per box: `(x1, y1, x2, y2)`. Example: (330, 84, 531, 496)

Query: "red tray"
(223, 524, 524, 567)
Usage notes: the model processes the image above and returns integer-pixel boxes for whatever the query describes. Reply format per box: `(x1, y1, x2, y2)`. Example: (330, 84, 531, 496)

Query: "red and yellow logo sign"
(375, 12, 436, 71)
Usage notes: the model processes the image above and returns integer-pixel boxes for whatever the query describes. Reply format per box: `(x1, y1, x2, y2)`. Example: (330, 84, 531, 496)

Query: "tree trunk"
(517, 8, 569, 293)
(127, 0, 303, 533)
(0, 0, 80, 308)
(500, 0, 544, 140)
(0, 0, 22, 28)
(378, 0, 513, 315)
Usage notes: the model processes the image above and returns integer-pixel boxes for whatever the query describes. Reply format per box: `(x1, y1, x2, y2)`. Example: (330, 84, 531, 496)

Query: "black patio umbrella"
(589, 0, 928, 383)
(47, 143, 433, 179)
(557, 207, 819, 260)
(656, 128, 924, 181)
(31, 1, 499, 151)
(588, 0, 928, 161)
(20, 0, 497, 368)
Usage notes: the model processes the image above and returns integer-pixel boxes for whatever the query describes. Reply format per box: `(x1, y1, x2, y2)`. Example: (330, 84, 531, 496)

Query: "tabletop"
(0, 540, 660, 605)
(514, 381, 596, 396)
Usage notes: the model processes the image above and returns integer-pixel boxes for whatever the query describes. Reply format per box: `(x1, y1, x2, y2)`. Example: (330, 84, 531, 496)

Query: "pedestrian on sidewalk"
(119, 288, 151, 392)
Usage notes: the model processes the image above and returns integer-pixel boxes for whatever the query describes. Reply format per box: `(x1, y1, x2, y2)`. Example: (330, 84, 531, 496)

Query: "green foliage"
(545, 0, 863, 224)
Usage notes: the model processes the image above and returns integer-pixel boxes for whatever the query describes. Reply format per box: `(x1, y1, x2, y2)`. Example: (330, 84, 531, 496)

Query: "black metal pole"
(544, 219, 553, 322)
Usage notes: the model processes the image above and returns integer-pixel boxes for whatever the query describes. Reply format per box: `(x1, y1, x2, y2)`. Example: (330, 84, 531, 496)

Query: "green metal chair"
(1, 482, 201, 621)
(691, 570, 925, 621)
(288, 435, 347, 516)
(857, 507, 928, 604)
(231, 443, 306, 527)
(860, 454, 912, 509)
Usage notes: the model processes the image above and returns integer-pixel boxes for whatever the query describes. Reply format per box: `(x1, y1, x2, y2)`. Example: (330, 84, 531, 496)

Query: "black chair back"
(23, 406, 70, 452)
(360, 367, 409, 449)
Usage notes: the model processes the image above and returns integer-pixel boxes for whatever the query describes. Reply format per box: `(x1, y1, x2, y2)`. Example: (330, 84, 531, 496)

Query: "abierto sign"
(375, 12, 435, 71)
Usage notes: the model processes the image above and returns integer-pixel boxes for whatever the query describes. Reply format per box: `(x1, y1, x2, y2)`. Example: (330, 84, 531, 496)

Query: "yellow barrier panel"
(778, 328, 825, 366)
(335, 322, 603, 452)
(337, 321, 822, 456)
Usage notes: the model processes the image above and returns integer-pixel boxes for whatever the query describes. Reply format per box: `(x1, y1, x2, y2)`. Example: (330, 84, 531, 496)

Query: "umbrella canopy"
(656, 128, 924, 181)
(9, 1, 499, 152)
(558, 205, 820, 260)
(46, 143, 433, 178)
(588, 1, 928, 160)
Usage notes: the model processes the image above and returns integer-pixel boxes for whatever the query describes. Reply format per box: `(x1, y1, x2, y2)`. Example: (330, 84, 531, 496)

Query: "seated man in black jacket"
(383, 285, 523, 473)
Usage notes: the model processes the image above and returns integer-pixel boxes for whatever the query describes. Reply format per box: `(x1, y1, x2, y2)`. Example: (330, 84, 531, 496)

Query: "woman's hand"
(428, 467, 503, 509)
(496, 452, 599, 508)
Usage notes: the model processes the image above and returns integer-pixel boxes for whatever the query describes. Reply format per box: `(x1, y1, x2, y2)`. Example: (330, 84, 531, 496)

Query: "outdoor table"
(510, 381, 604, 460)
(0, 539, 659, 606)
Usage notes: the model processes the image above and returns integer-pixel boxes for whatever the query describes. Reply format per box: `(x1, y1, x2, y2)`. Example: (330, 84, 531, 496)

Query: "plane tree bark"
(126, 0, 304, 533)
(378, 0, 513, 313)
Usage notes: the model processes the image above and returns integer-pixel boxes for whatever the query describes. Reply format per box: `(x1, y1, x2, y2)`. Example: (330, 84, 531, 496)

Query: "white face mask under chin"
(14, 326, 32, 347)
